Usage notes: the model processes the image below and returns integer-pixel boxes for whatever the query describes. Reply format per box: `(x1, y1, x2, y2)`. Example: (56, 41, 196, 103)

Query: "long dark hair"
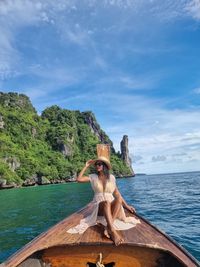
(96, 162, 110, 180)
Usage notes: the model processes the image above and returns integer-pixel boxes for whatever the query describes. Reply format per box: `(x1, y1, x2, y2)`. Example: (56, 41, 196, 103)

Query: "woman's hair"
(96, 161, 110, 180)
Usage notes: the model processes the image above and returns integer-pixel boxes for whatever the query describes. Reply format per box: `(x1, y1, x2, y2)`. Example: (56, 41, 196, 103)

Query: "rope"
(96, 253, 105, 267)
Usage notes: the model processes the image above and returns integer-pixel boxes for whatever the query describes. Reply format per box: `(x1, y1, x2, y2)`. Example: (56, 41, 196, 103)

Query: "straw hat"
(95, 144, 111, 169)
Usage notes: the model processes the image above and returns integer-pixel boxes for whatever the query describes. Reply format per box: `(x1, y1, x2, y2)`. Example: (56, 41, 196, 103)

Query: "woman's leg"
(98, 197, 123, 222)
(111, 196, 123, 221)
(98, 201, 123, 246)
(98, 201, 113, 230)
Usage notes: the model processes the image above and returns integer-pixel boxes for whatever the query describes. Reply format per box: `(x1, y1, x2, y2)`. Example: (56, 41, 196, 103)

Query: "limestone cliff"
(120, 135, 135, 176)
(82, 111, 115, 153)
(0, 92, 132, 187)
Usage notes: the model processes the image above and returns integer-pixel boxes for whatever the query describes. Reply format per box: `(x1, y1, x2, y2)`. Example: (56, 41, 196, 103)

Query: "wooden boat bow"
(1, 202, 199, 267)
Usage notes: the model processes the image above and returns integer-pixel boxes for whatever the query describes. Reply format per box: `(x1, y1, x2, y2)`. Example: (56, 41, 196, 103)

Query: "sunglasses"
(95, 162, 103, 167)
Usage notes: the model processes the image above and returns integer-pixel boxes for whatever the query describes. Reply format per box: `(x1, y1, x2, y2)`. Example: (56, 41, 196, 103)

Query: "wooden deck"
(1, 202, 199, 267)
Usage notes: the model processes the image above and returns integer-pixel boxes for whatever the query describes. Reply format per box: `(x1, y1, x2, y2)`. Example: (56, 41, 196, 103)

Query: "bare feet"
(108, 229, 123, 246)
(103, 227, 110, 239)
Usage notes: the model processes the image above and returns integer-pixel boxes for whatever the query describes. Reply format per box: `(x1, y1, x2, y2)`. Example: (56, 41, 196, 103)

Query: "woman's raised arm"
(76, 159, 96, 183)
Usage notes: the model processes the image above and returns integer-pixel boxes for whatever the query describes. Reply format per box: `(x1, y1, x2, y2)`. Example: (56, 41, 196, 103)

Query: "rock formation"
(82, 111, 115, 152)
(59, 143, 72, 157)
(120, 135, 135, 176)
(0, 92, 133, 187)
(0, 115, 4, 129)
(31, 127, 37, 137)
(4, 157, 21, 171)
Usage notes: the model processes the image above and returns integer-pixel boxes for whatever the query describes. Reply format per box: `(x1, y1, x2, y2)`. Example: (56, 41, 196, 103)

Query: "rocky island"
(0, 92, 135, 189)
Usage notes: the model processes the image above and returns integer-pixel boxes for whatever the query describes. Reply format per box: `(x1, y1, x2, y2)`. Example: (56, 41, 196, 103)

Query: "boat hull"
(1, 203, 199, 267)
(16, 244, 188, 267)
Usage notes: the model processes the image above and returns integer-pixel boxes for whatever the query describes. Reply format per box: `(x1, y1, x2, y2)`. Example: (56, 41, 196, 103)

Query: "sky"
(0, 0, 200, 174)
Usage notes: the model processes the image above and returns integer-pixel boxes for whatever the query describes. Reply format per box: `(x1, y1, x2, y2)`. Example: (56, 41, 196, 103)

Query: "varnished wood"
(42, 245, 163, 267)
(1, 202, 199, 267)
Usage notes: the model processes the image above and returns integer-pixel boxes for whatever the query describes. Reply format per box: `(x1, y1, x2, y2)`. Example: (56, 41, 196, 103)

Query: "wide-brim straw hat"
(95, 144, 111, 169)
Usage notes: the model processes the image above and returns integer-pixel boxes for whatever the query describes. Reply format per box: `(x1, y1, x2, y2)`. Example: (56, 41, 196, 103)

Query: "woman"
(67, 145, 140, 246)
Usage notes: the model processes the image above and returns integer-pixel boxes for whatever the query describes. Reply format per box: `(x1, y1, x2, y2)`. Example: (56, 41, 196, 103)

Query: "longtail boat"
(0, 202, 199, 267)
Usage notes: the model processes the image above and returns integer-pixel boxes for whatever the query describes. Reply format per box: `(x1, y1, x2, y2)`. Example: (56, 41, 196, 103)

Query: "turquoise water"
(0, 172, 200, 263)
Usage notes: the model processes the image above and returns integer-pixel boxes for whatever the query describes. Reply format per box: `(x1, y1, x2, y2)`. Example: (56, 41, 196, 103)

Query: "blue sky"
(0, 0, 200, 174)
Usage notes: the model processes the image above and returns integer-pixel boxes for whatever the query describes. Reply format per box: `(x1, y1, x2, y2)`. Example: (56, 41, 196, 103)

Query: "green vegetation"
(0, 92, 132, 186)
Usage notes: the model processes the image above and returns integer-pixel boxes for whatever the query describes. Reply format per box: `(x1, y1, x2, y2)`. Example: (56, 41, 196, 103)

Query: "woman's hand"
(85, 159, 96, 168)
(126, 205, 136, 214)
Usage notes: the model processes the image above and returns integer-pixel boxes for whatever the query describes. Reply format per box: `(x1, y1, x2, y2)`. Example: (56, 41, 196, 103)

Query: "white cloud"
(63, 25, 90, 46)
(21, 65, 83, 103)
(67, 89, 199, 151)
(0, 0, 198, 81)
(24, 89, 47, 100)
(152, 155, 167, 162)
(193, 87, 200, 94)
(185, 0, 200, 20)
(92, 71, 159, 92)
(28, 65, 78, 83)
(132, 155, 143, 163)
(0, 0, 45, 79)
(0, 27, 19, 79)
(98, 92, 200, 174)
(94, 56, 108, 70)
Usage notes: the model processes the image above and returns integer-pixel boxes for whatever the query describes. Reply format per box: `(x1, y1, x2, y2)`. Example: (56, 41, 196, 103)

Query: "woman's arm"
(76, 159, 96, 183)
(113, 186, 136, 214)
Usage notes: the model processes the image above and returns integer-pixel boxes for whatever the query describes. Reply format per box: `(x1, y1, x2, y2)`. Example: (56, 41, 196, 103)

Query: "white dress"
(67, 173, 140, 234)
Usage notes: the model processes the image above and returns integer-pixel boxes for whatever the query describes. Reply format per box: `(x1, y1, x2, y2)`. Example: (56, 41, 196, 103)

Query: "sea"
(0, 171, 199, 263)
